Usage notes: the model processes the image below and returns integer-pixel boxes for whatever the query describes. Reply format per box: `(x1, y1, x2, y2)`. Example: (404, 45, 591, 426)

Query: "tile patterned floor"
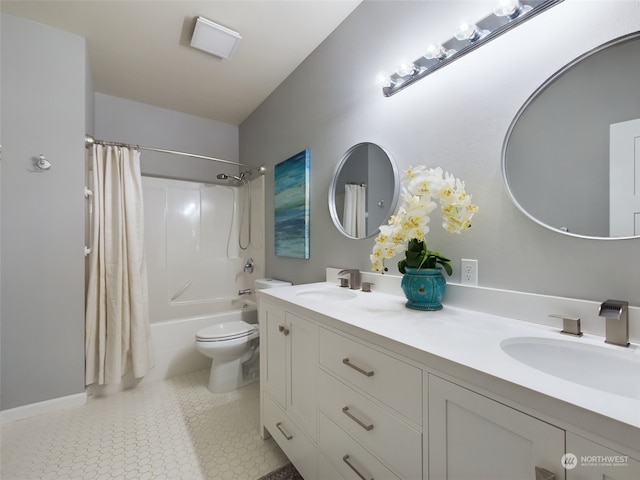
(1, 369, 289, 479)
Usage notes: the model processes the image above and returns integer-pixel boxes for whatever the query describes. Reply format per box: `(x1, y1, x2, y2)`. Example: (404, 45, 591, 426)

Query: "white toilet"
(195, 278, 291, 393)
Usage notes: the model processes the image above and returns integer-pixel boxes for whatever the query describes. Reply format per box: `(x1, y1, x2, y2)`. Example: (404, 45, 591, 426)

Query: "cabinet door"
(261, 303, 287, 407)
(288, 312, 318, 437)
(566, 432, 640, 480)
(429, 375, 565, 480)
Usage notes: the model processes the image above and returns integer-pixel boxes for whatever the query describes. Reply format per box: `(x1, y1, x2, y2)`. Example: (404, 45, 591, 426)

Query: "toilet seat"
(196, 320, 258, 342)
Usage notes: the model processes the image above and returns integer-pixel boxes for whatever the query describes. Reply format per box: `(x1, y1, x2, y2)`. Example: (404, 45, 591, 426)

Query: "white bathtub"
(89, 299, 257, 396)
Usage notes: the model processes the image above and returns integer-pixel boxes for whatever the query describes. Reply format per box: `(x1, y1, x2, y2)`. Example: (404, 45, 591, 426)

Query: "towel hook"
(35, 154, 51, 171)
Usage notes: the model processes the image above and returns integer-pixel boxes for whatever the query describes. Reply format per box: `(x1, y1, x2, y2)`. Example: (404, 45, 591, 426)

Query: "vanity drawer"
(319, 328, 422, 425)
(319, 412, 401, 480)
(318, 370, 422, 480)
(318, 452, 345, 480)
(263, 392, 317, 480)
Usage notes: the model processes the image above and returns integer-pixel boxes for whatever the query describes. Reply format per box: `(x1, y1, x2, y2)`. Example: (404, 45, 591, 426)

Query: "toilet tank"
(255, 278, 292, 290)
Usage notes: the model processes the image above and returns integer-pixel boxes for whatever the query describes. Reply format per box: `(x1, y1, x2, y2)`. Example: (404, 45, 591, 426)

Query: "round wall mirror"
(502, 32, 640, 239)
(329, 142, 399, 239)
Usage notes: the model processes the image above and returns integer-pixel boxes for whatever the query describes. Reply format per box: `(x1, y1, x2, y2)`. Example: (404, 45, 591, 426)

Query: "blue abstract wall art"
(274, 149, 310, 259)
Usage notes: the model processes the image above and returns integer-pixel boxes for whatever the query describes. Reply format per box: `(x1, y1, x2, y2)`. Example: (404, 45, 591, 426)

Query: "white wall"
(1, 14, 86, 410)
(240, 0, 640, 304)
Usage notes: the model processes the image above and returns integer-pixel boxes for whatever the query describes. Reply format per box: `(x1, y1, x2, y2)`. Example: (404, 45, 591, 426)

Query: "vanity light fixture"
(381, 0, 563, 97)
(190, 16, 242, 59)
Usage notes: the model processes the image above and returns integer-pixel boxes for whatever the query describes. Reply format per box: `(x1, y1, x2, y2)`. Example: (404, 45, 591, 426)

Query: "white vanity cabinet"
(429, 374, 565, 480)
(259, 301, 318, 480)
(317, 327, 423, 480)
(258, 285, 639, 480)
(565, 433, 640, 480)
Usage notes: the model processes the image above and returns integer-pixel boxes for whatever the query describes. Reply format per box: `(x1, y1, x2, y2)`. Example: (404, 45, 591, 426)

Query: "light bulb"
(494, 0, 530, 19)
(424, 43, 447, 60)
(454, 20, 488, 42)
(454, 21, 479, 41)
(396, 61, 417, 77)
(375, 73, 392, 88)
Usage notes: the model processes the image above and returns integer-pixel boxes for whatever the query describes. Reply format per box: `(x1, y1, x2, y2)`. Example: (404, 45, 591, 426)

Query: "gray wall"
(240, 0, 640, 304)
(95, 93, 240, 184)
(0, 19, 241, 411)
(1, 14, 86, 409)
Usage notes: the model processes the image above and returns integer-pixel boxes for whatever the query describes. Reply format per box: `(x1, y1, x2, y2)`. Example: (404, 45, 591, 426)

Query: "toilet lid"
(196, 320, 257, 342)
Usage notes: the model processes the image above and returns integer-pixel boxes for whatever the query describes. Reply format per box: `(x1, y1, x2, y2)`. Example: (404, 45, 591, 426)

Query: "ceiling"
(1, 1, 362, 126)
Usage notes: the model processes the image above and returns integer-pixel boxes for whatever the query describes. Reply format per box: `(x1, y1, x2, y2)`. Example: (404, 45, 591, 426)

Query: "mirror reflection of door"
(610, 118, 640, 236)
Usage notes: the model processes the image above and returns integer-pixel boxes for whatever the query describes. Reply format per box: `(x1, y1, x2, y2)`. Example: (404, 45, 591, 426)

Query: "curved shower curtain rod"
(85, 134, 266, 174)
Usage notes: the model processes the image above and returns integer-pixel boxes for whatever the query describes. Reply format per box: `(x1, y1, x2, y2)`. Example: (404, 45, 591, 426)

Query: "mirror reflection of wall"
(329, 143, 398, 239)
(503, 33, 640, 239)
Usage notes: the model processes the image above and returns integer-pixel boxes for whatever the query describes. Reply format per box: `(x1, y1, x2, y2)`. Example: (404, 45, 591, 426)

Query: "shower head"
(217, 172, 247, 183)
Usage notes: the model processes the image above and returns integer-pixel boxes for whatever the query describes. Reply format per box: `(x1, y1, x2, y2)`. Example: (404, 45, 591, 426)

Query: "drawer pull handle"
(342, 406, 374, 431)
(342, 358, 374, 377)
(275, 421, 293, 440)
(278, 325, 290, 336)
(342, 454, 374, 480)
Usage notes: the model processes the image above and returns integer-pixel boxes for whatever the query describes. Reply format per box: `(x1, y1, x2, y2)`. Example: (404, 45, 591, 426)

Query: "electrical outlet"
(461, 259, 478, 286)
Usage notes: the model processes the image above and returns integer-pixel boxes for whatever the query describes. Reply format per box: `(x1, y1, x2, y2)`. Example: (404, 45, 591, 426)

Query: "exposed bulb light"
(380, 0, 564, 97)
(494, 0, 531, 19)
(454, 20, 488, 42)
(396, 61, 417, 77)
(424, 43, 455, 61)
(375, 73, 393, 88)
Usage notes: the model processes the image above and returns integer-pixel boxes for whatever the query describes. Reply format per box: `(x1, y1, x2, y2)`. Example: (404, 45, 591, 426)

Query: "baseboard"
(1, 392, 87, 424)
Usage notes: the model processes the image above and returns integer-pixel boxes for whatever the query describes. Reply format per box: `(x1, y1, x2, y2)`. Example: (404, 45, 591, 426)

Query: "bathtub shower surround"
(85, 144, 154, 386)
(143, 176, 265, 323)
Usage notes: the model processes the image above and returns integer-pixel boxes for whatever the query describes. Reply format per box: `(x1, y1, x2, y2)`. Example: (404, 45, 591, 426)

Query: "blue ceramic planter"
(401, 267, 446, 311)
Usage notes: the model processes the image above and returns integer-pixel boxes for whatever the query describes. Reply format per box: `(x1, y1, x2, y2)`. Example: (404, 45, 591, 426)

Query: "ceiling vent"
(190, 16, 242, 59)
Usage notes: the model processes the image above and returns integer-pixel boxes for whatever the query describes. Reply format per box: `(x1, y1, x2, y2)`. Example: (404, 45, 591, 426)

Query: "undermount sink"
(501, 337, 640, 400)
(295, 288, 357, 302)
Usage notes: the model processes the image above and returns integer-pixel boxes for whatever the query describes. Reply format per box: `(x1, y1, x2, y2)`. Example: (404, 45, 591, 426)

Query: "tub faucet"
(338, 269, 361, 290)
(238, 289, 253, 296)
(599, 300, 629, 347)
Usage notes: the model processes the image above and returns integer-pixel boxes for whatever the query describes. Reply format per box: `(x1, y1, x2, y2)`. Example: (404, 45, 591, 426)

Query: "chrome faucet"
(338, 269, 361, 290)
(599, 300, 629, 347)
(238, 289, 253, 296)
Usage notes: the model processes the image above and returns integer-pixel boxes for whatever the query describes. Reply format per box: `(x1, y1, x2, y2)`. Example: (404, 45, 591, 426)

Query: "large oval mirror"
(329, 142, 399, 239)
(502, 32, 640, 239)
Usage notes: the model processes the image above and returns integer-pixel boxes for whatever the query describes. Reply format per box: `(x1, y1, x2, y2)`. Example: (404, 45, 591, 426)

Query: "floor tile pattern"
(1, 370, 288, 479)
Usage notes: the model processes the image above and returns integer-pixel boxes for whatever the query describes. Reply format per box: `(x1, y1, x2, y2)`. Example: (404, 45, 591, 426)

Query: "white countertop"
(258, 282, 640, 432)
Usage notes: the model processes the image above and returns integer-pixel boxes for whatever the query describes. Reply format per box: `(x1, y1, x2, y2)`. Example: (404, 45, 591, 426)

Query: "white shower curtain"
(85, 144, 154, 385)
(343, 183, 367, 237)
